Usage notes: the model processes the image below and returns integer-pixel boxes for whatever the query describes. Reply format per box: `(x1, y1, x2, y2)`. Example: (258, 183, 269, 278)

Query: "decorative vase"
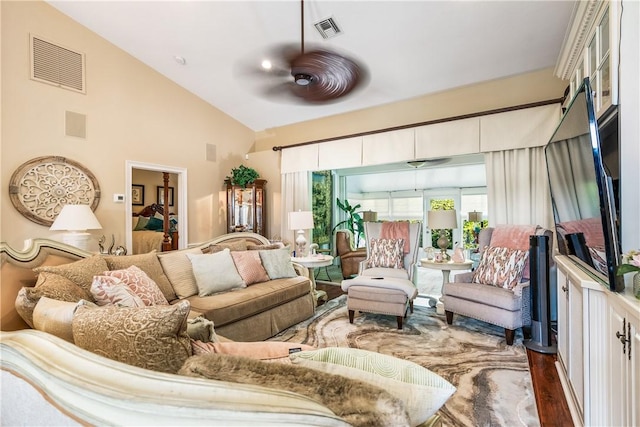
(633, 272, 640, 300)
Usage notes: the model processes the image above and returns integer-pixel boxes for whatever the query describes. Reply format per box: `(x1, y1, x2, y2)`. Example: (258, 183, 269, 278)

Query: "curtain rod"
(272, 97, 563, 151)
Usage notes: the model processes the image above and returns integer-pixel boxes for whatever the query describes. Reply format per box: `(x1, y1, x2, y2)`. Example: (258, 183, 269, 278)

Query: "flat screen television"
(545, 78, 624, 292)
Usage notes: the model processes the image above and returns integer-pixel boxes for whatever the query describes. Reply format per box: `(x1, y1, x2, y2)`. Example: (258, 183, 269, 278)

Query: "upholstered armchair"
(443, 225, 553, 345)
(335, 229, 367, 279)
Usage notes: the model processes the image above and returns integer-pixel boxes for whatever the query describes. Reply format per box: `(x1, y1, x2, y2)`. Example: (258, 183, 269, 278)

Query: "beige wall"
(1, 1, 255, 250)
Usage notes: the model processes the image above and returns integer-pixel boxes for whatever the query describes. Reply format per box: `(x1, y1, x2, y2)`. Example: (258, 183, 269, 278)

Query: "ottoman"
(341, 276, 418, 329)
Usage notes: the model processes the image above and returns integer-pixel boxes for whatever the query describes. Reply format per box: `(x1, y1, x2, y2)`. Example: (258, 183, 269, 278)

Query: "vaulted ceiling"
(47, 1, 576, 132)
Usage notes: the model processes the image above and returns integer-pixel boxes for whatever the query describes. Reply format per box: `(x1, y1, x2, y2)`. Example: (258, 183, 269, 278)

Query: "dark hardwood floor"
(315, 282, 574, 427)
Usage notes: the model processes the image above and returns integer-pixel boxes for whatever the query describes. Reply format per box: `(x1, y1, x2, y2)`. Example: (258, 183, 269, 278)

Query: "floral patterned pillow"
(472, 246, 528, 291)
(367, 238, 405, 269)
(90, 275, 145, 307)
(103, 265, 168, 306)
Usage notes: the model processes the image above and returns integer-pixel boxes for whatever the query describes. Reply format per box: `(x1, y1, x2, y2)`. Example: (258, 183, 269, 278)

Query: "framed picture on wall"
(157, 186, 174, 206)
(131, 184, 145, 206)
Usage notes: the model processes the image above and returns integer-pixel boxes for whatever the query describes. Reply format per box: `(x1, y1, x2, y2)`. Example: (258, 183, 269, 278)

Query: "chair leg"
(445, 310, 454, 325)
(409, 300, 414, 313)
(504, 329, 515, 345)
(348, 309, 355, 324)
(396, 316, 403, 330)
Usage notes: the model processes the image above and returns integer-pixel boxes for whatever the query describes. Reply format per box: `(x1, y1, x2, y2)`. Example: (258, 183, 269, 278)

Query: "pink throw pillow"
(191, 340, 315, 363)
(90, 275, 145, 307)
(472, 246, 528, 291)
(104, 265, 168, 306)
(231, 250, 270, 285)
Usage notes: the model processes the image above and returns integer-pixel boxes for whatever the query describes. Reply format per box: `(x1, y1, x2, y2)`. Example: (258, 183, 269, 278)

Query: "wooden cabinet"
(225, 179, 266, 236)
(555, 255, 638, 426)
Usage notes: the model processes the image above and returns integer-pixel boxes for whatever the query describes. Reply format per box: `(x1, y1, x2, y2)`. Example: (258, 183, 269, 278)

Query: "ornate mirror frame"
(9, 156, 101, 227)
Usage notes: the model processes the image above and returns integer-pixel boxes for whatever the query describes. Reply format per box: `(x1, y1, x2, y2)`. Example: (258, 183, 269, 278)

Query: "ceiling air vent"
(314, 17, 342, 39)
(30, 34, 85, 93)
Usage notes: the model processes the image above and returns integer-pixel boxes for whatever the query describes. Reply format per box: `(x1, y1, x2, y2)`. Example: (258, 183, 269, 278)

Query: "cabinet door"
(607, 303, 627, 426)
(557, 269, 570, 369)
(568, 277, 584, 412)
(628, 311, 640, 427)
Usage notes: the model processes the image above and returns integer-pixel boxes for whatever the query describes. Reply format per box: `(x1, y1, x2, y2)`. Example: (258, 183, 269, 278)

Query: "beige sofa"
(3, 232, 315, 342)
(0, 236, 450, 426)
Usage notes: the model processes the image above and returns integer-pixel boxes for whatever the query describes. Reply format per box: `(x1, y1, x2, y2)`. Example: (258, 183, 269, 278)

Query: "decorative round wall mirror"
(9, 156, 101, 227)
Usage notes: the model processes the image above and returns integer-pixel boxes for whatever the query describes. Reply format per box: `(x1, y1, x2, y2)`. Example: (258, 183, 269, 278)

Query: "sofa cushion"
(367, 238, 405, 269)
(157, 248, 201, 299)
(33, 255, 109, 294)
(103, 265, 169, 306)
(185, 276, 311, 328)
(72, 300, 192, 374)
(90, 275, 145, 307)
(187, 249, 246, 296)
(179, 353, 409, 427)
(231, 250, 270, 285)
(104, 252, 177, 302)
(472, 246, 528, 291)
(259, 248, 297, 279)
(290, 347, 456, 426)
(444, 281, 522, 311)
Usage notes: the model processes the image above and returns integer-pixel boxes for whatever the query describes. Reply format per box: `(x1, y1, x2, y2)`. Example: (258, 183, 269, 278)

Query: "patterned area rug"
(269, 295, 539, 427)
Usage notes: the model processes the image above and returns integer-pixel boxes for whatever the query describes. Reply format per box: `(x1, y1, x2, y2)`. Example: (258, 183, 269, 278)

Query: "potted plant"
(331, 198, 365, 247)
(226, 165, 259, 188)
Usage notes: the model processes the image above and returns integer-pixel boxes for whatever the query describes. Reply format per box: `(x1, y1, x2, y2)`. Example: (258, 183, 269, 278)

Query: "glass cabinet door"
(226, 179, 266, 236)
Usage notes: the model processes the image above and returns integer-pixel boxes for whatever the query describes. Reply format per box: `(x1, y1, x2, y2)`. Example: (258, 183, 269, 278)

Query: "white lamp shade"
(288, 210, 314, 230)
(428, 210, 457, 230)
(50, 204, 102, 231)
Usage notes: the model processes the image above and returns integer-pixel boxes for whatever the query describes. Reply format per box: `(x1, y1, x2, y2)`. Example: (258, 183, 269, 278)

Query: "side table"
(420, 259, 473, 314)
(291, 255, 334, 305)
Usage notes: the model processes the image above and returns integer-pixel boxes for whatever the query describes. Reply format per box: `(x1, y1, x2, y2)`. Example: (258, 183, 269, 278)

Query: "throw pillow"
(190, 341, 314, 363)
(104, 252, 177, 302)
(28, 271, 93, 303)
(157, 248, 201, 299)
(247, 243, 281, 251)
(472, 246, 529, 290)
(32, 297, 79, 343)
(290, 347, 456, 426)
(230, 250, 269, 285)
(133, 216, 149, 231)
(72, 300, 193, 374)
(186, 249, 245, 296)
(367, 238, 405, 269)
(103, 265, 168, 306)
(90, 275, 146, 307)
(179, 353, 409, 426)
(259, 248, 297, 279)
(144, 217, 164, 231)
(34, 255, 109, 294)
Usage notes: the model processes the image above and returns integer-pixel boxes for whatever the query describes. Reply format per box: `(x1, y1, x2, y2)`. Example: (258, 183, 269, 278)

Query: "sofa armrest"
(292, 262, 311, 280)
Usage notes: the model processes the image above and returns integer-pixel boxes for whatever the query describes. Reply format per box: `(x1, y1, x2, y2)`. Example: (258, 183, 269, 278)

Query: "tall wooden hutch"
(225, 179, 266, 236)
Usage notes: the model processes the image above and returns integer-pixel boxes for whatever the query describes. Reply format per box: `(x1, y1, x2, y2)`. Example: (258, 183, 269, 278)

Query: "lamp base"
(437, 234, 450, 261)
(59, 232, 91, 251)
(295, 230, 307, 257)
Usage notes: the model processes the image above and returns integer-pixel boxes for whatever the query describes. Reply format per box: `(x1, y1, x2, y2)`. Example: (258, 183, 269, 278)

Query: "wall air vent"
(314, 17, 342, 39)
(30, 34, 85, 93)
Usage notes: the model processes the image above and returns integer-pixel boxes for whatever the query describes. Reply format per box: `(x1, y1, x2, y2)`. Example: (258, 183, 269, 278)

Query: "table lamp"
(288, 210, 314, 257)
(49, 204, 103, 251)
(428, 209, 457, 259)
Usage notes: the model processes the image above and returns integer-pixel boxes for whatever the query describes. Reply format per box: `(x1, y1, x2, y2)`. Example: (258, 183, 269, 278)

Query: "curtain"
(280, 171, 311, 245)
(485, 146, 554, 230)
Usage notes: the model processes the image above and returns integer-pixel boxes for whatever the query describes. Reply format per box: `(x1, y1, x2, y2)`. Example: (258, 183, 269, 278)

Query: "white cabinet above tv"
(555, 0, 620, 117)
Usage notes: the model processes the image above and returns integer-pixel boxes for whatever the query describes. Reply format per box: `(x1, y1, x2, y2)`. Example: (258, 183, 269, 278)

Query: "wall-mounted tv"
(545, 78, 624, 292)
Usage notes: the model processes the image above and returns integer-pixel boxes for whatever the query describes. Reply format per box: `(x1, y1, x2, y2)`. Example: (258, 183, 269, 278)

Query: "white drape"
(280, 171, 311, 245)
(485, 146, 554, 229)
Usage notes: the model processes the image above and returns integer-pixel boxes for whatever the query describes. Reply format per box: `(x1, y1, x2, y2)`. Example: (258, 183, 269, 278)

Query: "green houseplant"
(226, 165, 259, 188)
(331, 198, 365, 247)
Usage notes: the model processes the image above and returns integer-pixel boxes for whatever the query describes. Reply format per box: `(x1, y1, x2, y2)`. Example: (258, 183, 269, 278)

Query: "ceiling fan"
(238, 0, 368, 104)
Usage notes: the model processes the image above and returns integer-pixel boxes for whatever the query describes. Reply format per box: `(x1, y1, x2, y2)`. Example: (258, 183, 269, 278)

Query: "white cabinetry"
(555, 255, 639, 426)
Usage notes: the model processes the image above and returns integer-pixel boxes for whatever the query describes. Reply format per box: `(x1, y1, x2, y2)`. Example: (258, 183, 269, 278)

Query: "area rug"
(269, 295, 539, 427)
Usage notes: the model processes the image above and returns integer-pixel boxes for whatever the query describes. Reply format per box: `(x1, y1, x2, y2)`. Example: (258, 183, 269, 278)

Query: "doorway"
(125, 161, 188, 253)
